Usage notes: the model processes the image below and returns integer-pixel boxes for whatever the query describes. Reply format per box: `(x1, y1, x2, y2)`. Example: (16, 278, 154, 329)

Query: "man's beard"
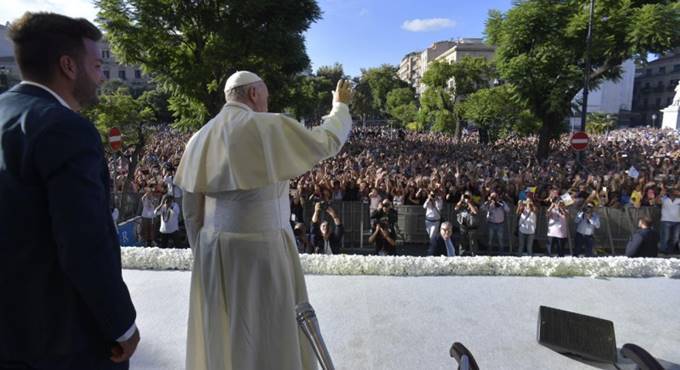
(72, 68, 99, 109)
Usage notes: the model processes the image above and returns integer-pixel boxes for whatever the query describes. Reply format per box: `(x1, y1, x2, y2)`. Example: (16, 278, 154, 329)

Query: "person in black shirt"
(625, 216, 659, 258)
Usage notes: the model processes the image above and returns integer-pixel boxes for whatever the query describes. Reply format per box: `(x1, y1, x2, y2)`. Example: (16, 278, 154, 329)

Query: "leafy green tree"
(485, 0, 680, 158)
(359, 65, 409, 114)
(83, 87, 154, 216)
(316, 63, 346, 88)
(96, 0, 321, 129)
(418, 57, 496, 135)
(385, 87, 418, 127)
(137, 86, 173, 124)
(285, 64, 347, 124)
(585, 112, 616, 135)
(350, 76, 378, 125)
(460, 84, 540, 143)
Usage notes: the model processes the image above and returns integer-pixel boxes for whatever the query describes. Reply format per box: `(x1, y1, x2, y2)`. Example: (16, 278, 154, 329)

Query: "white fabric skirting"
(121, 247, 680, 278)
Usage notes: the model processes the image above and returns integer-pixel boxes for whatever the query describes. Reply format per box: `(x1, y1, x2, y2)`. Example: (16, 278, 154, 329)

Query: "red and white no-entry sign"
(108, 127, 123, 151)
(570, 131, 589, 151)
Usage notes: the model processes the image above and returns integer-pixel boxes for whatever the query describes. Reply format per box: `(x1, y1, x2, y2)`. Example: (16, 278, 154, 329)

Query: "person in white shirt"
(546, 200, 569, 256)
(658, 185, 680, 254)
(423, 190, 444, 239)
(139, 190, 157, 247)
(516, 198, 537, 256)
(153, 195, 181, 248)
(573, 203, 601, 257)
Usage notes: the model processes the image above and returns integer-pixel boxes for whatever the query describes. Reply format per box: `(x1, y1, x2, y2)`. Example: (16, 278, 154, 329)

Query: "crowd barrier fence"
(113, 192, 662, 255)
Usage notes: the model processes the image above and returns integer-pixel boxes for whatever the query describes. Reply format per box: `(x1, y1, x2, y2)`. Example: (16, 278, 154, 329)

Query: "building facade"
(433, 38, 495, 64)
(397, 51, 420, 90)
(632, 50, 680, 126)
(569, 59, 637, 128)
(99, 40, 152, 92)
(398, 38, 496, 95)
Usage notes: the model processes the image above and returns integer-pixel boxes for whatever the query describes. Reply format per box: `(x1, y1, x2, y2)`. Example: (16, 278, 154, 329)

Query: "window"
(643, 98, 648, 109)
(103, 70, 109, 79)
(655, 98, 661, 108)
(644, 82, 650, 88)
(101, 50, 110, 59)
(118, 70, 126, 80)
(673, 64, 680, 72)
(657, 81, 663, 87)
(134, 70, 141, 79)
(658, 66, 665, 74)
(646, 69, 652, 76)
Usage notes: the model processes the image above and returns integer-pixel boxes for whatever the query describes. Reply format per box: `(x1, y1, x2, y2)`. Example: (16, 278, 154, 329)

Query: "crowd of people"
(109, 125, 680, 256)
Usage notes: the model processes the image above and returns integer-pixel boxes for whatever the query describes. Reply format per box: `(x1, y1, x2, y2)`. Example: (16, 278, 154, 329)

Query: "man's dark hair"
(639, 216, 652, 228)
(7, 12, 102, 83)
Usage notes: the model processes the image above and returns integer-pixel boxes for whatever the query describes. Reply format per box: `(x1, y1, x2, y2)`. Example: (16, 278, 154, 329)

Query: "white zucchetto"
(224, 71, 263, 92)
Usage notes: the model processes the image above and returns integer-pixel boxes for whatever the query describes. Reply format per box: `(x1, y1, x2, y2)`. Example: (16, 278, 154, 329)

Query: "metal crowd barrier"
(113, 192, 662, 256)
(302, 201, 662, 255)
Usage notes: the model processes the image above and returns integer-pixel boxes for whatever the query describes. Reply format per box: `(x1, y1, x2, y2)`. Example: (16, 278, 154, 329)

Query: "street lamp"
(651, 113, 657, 128)
(580, 0, 596, 134)
(577, 0, 596, 163)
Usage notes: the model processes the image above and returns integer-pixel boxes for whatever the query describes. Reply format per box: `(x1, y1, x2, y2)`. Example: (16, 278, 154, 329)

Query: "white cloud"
(401, 18, 456, 32)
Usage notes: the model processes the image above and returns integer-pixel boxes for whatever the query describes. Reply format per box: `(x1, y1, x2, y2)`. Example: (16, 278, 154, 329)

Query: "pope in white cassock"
(174, 70, 353, 370)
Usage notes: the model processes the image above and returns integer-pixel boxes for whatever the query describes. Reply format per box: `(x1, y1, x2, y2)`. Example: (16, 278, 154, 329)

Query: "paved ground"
(123, 270, 680, 370)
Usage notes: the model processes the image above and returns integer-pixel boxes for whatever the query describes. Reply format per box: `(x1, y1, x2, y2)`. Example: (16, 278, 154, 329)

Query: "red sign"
(570, 131, 589, 151)
(108, 127, 123, 151)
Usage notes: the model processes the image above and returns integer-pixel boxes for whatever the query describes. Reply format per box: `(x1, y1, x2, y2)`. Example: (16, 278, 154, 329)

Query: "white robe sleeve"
(182, 191, 205, 251)
(253, 102, 352, 184)
(175, 102, 352, 193)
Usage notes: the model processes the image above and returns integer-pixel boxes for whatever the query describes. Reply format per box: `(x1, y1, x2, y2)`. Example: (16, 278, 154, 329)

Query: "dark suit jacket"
(312, 223, 344, 254)
(0, 84, 136, 361)
(428, 234, 459, 256)
(625, 228, 659, 258)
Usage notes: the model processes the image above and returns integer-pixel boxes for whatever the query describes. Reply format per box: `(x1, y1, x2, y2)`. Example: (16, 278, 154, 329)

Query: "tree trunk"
(536, 121, 552, 160)
(479, 127, 489, 144)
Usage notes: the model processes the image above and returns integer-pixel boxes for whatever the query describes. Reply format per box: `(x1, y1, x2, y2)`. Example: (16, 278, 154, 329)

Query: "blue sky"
(2, 0, 513, 77)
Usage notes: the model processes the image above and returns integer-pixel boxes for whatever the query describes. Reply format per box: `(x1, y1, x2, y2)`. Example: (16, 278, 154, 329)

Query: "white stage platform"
(124, 270, 680, 370)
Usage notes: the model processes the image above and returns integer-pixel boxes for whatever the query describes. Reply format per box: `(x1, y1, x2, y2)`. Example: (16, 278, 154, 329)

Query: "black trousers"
(0, 352, 128, 370)
(159, 231, 181, 248)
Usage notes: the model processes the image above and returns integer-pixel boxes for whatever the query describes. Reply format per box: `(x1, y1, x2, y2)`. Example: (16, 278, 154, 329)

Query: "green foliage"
(417, 57, 496, 134)
(586, 112, 616, 135)
(83, 87, 154, 146)
(385, 87, 418, 127)
(96, 0, 321, 130)
(485, 0, 680, 157)
(350, 76, 379, 121)
(137, 86, 173, 124)
(359, 65, 409, 114)
(423, 57, 495, 96)
(285, 64, 348, 123)
(460, 84, 540, 141)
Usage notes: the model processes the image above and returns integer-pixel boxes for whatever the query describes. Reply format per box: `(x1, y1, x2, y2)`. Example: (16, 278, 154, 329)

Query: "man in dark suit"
(0, 12, 139, 369)
(625, 216, 659, 258)
(311, 202, 344, 254)
(428, 221, 459, 257)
